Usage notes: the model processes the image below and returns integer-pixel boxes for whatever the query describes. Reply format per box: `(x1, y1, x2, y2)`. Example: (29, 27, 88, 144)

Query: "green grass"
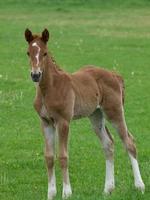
(0, 0, 150, 199)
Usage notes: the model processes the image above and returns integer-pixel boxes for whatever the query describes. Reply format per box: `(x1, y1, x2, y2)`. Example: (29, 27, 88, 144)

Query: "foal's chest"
(40, 104, 49, 120)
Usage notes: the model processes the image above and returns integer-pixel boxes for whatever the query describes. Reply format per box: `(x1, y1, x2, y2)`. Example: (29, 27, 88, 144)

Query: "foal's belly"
(72, 95, 99, 120)
(73, 106, 96, 119)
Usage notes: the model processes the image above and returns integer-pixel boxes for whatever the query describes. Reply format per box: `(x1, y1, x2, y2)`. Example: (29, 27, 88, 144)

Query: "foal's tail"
(115, 74, 125, 106)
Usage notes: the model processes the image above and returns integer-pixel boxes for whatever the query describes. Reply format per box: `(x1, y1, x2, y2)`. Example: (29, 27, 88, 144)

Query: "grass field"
(0, 0, 150, 199)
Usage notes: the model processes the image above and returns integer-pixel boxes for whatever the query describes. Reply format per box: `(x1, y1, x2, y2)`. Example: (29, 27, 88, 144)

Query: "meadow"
(0, 0, 150, 199)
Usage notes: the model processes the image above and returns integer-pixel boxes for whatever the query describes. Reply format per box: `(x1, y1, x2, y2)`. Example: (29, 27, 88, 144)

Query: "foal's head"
(25, 29, 49, 82)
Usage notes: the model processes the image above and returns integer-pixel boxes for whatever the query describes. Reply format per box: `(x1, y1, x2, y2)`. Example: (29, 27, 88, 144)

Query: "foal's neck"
(39, 54, 62, 94)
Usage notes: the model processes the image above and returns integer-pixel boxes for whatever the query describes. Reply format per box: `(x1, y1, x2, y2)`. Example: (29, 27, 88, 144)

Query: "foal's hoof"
(48, 190, 57, 200)
(62, 191, 72, 199)
(135, 181, 145, 194)
(104, 184, 115, 195)
(62, 185, 72, 199)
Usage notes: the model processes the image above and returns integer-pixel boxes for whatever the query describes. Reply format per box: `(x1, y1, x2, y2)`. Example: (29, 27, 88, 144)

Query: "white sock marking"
(32, 42, 40, 66)
(43, 126, 57, 199)
(62, 182, 72, 199)
(104, 159, 115, 194)
(129, 154, 145, 192)
(62, 169, 72, 199)
(48, 168, 56, 200)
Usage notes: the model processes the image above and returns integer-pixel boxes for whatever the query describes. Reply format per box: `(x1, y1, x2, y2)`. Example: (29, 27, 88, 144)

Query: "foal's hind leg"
(89, 109, 115, 194)
(103, 103, 145, 192)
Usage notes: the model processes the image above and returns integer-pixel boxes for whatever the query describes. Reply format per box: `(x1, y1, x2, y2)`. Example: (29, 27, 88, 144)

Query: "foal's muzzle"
(31, 71, 42, 82)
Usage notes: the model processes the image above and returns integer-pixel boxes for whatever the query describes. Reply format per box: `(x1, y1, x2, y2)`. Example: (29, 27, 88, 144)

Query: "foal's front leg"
(42, 122, 56, 200)
(57, 119, 72, 199)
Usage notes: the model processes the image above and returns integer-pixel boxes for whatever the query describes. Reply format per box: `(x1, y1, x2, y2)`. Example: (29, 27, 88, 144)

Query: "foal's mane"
(50, 53, 63, 72)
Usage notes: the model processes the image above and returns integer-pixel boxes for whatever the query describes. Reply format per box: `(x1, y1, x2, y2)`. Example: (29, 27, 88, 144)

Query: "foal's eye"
(43, 52, 47, 56)
(27, 52, 30, 56)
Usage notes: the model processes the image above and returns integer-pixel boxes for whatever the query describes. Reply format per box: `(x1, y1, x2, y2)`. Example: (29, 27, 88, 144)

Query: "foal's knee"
(59, 156, 68, 169)
(45, 154, 54, 169)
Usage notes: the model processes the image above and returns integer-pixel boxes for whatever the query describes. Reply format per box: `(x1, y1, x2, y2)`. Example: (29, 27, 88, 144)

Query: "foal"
(25, 29, 145, 199)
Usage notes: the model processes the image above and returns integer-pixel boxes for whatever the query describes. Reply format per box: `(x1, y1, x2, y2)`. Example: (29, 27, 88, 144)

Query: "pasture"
(0, 0, 150, 199)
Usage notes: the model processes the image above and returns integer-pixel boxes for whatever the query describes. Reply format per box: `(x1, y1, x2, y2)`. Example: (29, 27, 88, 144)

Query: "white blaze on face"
(32, 42, 41, 66)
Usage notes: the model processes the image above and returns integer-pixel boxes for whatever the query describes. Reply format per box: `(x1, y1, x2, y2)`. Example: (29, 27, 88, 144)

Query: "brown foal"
(25, 29, 145, 199)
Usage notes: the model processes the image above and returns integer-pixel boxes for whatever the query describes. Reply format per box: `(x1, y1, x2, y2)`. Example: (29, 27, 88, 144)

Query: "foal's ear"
(41, 29, 49, 43)
(25, 28, 33, 43)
